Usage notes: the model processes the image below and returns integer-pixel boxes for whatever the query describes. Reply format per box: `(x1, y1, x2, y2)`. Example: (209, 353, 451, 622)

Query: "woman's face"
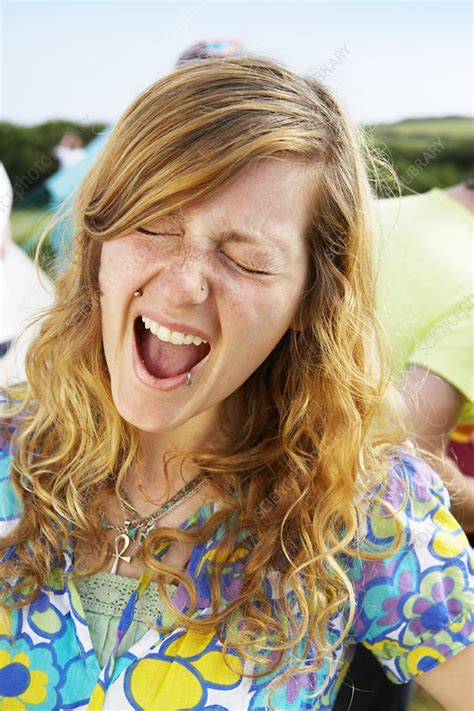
(99, 157, 313, 436)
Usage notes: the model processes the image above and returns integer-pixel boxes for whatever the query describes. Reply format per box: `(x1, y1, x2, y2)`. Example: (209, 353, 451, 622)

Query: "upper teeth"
(141, 316, 207, 346)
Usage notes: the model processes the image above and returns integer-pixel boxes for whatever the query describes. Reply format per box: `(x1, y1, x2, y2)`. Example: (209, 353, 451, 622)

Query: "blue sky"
(2, 0, 472, 126)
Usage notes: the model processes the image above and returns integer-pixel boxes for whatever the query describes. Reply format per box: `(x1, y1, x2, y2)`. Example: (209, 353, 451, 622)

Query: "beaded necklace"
(99, 475, 206, 574)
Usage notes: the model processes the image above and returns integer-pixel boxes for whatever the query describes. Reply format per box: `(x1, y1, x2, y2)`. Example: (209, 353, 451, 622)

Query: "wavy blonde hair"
(2, 56, 417, 705)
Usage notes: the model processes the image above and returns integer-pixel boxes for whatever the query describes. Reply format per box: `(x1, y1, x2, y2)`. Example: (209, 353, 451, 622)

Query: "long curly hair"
(1, 56, 414, 705)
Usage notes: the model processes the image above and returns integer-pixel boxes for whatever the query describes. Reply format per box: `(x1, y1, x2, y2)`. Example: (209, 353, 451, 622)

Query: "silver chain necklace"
(99, 476, 206, 575)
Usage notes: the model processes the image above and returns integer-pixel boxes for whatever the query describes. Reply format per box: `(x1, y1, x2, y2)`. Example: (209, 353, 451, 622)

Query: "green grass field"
(365, 116, 473, 194)
(11, 207, 53, 250)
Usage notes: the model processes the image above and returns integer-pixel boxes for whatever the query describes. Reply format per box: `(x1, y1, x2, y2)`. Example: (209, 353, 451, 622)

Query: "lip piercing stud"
(133, 289, 142, 297)
(187, 371, 192, 386)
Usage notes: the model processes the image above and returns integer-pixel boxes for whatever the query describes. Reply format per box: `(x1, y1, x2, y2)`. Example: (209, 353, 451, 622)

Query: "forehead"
(156, 159, 314, 253)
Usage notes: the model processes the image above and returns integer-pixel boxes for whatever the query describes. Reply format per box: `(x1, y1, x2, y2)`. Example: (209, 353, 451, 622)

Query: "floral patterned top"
(0, 442, 473, 710)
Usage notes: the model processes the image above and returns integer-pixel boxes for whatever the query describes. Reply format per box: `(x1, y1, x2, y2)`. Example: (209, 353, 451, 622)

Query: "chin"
(112, 393, 167, 432)
(114, 385, 201, 435)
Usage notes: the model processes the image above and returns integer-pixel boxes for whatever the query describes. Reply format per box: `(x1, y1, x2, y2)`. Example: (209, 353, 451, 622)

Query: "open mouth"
(134, 316, 211, 380)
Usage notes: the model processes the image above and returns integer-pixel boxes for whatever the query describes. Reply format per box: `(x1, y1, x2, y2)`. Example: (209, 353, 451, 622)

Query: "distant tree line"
(1, 116, 472, 206)
(366, 120, 473, 196)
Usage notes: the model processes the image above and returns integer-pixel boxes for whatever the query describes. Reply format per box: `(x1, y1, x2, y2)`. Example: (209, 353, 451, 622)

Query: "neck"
(122, 390, 244, 514)
(124, 423, 213, 513)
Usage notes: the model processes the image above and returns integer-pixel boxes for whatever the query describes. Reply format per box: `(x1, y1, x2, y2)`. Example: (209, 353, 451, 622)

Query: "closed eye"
(137, 228, 181, 237)
(223, 253, 270, 276)
(137, 228, 270, 275)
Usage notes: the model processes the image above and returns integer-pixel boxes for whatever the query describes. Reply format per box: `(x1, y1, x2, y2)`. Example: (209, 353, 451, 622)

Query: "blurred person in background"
(0, 161, 55, 383)
(335, 179, 474, 711)
(0, 162, 14, 357)
(0, 162, 13, 262)
(52, 131, 85, 169)
(375, 180, 474, 532)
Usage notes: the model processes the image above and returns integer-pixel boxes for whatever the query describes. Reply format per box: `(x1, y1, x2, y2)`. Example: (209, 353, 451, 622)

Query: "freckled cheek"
(99, 244, 124, 291)
(99, 243, 141, 357)
(222, 286, 289, 339)
(99, 241, 153, 299)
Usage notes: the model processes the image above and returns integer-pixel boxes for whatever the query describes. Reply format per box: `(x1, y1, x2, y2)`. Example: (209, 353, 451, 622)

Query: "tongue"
(141, 329, 207, 379)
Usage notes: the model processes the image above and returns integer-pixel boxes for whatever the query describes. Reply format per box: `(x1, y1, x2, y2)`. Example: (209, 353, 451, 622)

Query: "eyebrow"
(143, 213, 285, 253)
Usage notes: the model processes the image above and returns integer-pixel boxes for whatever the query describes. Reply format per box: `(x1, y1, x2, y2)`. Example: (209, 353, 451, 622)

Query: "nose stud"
(133, 289, 143, 297)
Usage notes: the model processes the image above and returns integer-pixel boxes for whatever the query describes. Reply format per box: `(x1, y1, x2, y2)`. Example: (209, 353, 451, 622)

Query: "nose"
(153, 254, 209, 311)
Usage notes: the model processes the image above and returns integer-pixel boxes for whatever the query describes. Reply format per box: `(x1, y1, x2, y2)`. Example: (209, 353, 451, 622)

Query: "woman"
(0, 56, 472, 710)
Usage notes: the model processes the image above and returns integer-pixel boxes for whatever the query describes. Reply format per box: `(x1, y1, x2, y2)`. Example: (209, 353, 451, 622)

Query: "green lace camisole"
(74, 571, 178, 667)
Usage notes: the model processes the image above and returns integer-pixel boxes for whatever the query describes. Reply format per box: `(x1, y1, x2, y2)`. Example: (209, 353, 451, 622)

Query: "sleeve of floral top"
(349, 450, 474, 684)
(0, 393, 24, 532)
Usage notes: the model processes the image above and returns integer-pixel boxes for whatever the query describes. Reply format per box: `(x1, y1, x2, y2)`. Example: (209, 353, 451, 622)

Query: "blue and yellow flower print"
(0, 443, 473, 710)
(123, 628, 243, 710)
(0, 634, 62, 710)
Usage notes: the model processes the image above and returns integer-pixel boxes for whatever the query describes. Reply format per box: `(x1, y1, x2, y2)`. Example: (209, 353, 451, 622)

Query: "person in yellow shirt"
(374, 181, 474, 534)
(335, 180, 474, 711)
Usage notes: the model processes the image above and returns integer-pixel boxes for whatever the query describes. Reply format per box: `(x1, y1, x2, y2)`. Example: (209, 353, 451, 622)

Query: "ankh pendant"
(110, 533, 132, 575)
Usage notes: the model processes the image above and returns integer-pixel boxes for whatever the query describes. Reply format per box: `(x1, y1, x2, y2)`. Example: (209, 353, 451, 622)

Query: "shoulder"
(374, 189, 453, 226)
(348, 448, 474, 683)
(374, 192, 431, 232)
(374, 190, 472, 276)
(358, 447, 458, 557)
(381, 446, 450, 513)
